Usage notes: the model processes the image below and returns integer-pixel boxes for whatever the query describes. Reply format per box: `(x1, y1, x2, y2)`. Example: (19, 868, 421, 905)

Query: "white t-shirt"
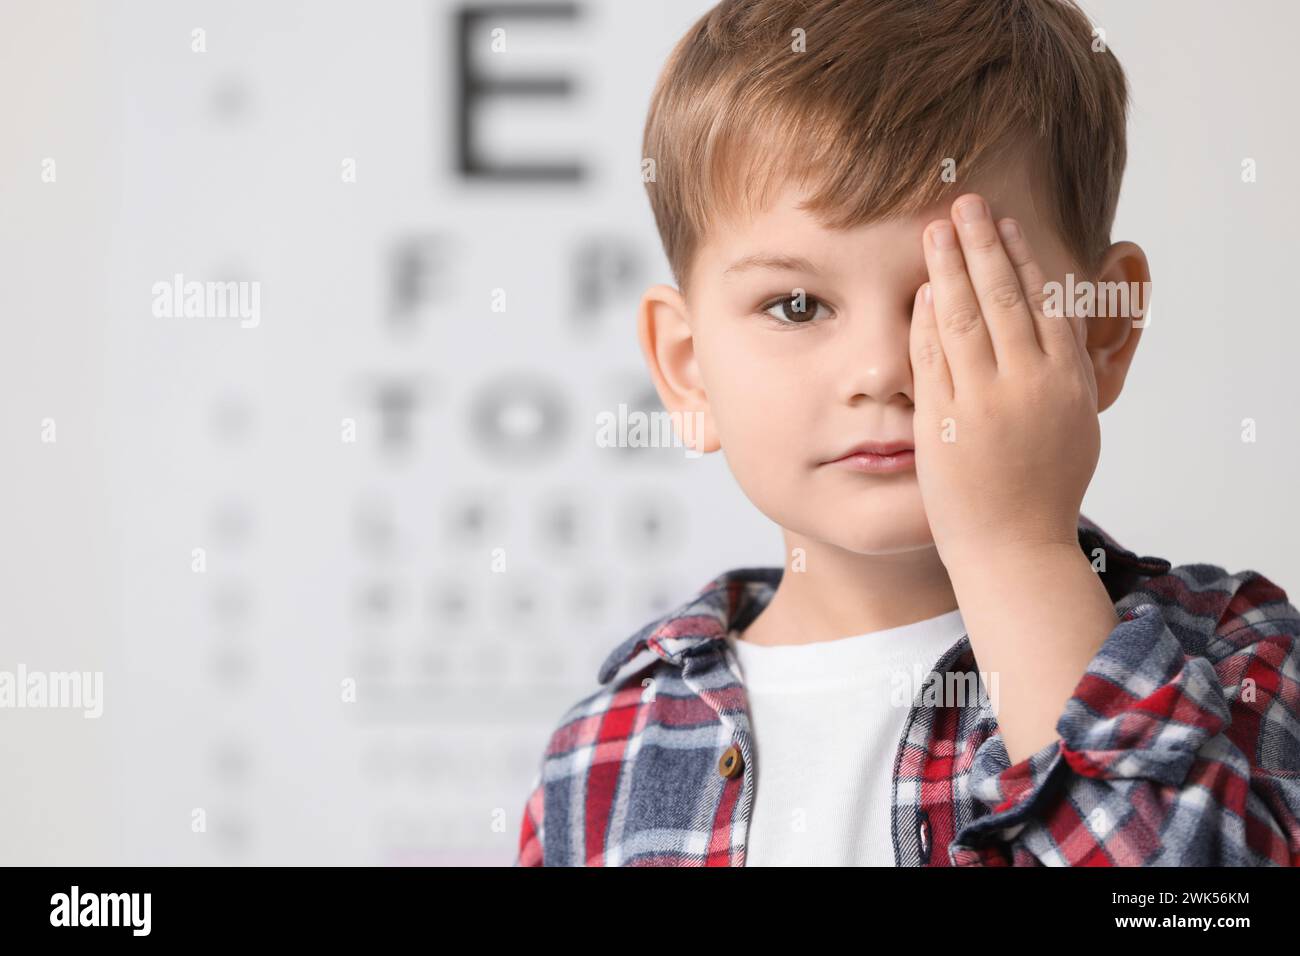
(725, 608, 967, 866)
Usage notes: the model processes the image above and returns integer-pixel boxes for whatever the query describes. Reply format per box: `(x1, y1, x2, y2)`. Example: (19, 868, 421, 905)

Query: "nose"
(838, 298, 915, 406)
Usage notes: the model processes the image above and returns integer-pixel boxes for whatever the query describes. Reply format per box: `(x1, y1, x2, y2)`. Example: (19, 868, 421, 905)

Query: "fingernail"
(922, 283, 932, 304)
(957, 197, 987, 223)
(930, 222, 956, 249)
(997, 219, 1020, 241)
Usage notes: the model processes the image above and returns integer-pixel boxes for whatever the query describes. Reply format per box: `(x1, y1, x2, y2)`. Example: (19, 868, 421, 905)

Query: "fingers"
(923, 218, 997, 390)
(992, 215, 1078, 360)
(949, 195, 1042, 364)
(909, 281, 953, 404)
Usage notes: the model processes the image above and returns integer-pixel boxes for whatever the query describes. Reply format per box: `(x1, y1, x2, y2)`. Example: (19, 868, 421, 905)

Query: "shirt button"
(717, 744, 744, 779)
(918, 811, 932, 862)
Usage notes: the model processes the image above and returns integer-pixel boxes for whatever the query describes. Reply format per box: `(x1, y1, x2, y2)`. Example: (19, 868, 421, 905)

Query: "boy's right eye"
(759, 293, 832, 327)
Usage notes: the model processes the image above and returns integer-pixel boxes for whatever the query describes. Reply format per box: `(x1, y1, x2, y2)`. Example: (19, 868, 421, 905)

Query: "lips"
(823, 440, 914, 464)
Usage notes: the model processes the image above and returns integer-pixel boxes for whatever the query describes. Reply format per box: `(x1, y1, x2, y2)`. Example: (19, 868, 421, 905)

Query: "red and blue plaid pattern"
(516, 515, 1300, 866)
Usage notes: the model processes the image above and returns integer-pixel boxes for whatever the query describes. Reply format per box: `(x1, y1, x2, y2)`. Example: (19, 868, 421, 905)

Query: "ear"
(1083, 241, 1152, 413)
(636, 283, 721, 455)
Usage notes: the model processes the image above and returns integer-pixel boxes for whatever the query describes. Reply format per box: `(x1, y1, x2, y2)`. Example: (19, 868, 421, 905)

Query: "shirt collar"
(596, 513, 1171, 685)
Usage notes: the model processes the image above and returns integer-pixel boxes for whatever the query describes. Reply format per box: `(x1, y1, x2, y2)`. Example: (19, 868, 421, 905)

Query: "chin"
(749, 481, 936, 555)
(827, 508, 936, 556)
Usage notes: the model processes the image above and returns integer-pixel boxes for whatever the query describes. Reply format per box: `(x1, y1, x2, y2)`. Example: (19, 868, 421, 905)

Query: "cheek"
(694, 325, 826, 468)
(708, 376, 782, 450)
(702, 351, 801, 441)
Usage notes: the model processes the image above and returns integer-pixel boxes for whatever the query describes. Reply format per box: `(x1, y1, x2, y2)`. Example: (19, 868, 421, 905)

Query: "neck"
(743, 530, 959, 647)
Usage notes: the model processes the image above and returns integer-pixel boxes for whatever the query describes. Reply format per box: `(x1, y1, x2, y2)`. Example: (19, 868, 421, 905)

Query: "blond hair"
(641, 0, 1130, 296)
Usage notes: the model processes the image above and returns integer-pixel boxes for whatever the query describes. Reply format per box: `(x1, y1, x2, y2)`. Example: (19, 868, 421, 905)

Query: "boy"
(515, 0, 1300, 865)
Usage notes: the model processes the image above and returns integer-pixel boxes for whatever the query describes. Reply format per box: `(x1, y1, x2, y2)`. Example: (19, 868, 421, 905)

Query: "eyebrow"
(722, 253, 823, 278)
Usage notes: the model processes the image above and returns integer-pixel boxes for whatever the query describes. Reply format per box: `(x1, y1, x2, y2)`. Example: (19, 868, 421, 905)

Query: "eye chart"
(18, 0, 775, 866)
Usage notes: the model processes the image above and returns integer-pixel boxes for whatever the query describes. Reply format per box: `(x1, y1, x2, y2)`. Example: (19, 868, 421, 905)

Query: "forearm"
(945, 542, 1119, 766)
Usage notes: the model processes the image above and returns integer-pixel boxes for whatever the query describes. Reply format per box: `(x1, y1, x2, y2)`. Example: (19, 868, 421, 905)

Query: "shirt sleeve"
(949, 569, 1300, 866)
(514, 768, 546, 867)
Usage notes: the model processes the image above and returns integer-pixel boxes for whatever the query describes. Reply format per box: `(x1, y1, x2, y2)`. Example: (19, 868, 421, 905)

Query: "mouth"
(821, 440, 916, 474)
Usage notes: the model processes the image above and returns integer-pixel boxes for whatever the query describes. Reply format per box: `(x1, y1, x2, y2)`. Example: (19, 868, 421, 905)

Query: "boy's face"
(642, 152, 1101, 557)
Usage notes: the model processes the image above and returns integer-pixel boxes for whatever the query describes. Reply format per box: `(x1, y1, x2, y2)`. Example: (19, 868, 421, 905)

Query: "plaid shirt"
(515, 515, 1300, 866)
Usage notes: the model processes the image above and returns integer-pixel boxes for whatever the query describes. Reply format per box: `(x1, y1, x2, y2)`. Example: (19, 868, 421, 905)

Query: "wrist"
(949, 540, 1115, 619)
(939, 536, 1084, 580)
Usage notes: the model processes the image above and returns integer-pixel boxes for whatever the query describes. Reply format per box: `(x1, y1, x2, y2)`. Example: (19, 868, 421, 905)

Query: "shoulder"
(522, 656, 681, 866)
(1079, 514, 1300, 660)
(1101, 558, 1300, 778)
(520, 565, 772, 865)
(1124, 560, 1300, 662)
(544, 658, 666, 757)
